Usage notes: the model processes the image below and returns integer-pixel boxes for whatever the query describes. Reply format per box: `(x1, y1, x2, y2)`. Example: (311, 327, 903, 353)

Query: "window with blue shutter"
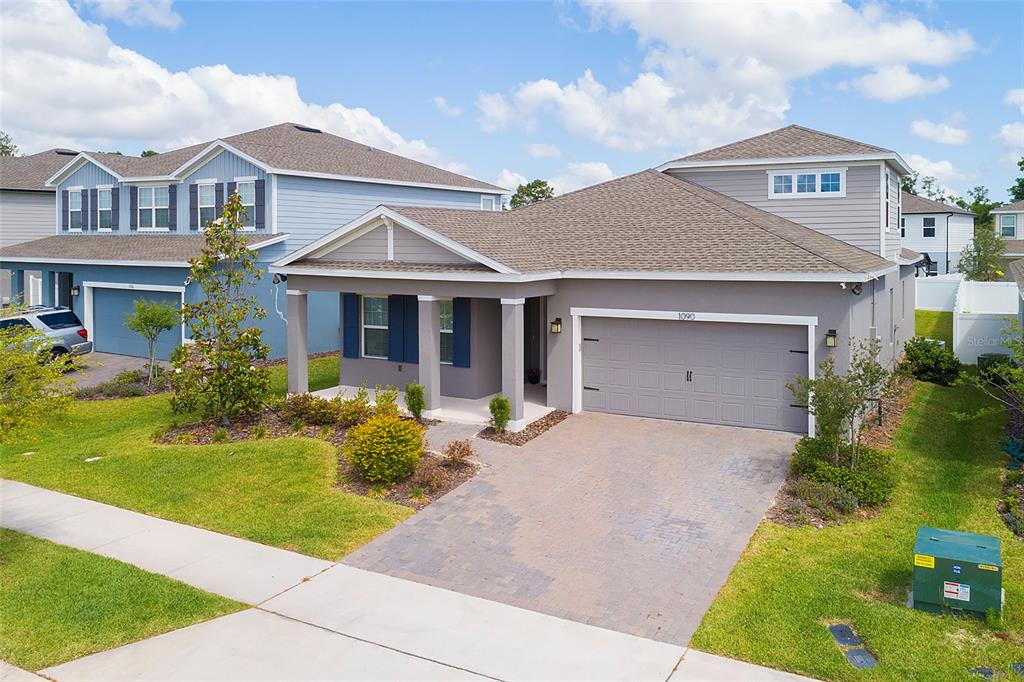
(110, 187, 119, 230)
(342, 293, 359, 358)
(61, 190, 69, 231)
(452, 297, 471, 368)
(254, 178, 266, 229)
(168, 184, 177, 230)
(387, 296, 405, 362)
(403, 296, 418, 364)
(89, 188, 98, 230)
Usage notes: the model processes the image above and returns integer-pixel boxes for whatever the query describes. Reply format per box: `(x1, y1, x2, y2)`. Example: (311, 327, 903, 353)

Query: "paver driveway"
(346, 412, 798, 644)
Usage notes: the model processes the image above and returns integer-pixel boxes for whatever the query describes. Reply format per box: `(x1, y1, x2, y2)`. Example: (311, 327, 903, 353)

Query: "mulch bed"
(255, 351, 337, 368)
(155, 408, 349, 446)
(76, 375, 172, 400)
(337, 453, 479, 510)
(860, 375, 916, 451)
(476, 410, 570, 446)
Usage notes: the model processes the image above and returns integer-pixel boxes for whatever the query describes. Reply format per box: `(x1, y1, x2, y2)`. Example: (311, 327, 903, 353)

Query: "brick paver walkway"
(346, 412, 798, 644)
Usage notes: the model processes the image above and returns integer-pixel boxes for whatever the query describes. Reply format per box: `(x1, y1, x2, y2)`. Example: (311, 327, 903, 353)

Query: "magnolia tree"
(171, 192, 270, 425)
(124, 298, 179, 385)
(0, 304, 73, 443)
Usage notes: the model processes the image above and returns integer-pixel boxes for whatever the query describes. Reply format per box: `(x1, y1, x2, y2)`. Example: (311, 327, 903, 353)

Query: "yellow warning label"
(914, 554, 935, 568)
(978, 564, 999, 572)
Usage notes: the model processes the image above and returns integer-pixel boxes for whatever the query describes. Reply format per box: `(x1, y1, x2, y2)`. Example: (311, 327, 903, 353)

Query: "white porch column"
(417, 295, 442, 418)
(501, 297, 525, 432)
(286, 289, 308, 394)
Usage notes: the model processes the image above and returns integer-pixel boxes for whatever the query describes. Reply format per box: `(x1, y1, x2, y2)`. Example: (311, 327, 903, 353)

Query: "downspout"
(945, 212, 953, 274)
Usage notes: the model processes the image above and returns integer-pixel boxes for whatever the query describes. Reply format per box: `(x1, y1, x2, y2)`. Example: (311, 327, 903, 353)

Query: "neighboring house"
(272, 125, 918, 435)
(899, 191, 975, 275)
(993, 199, 1024, 267)
(0, 123, 505, 359)
(0, 148, 78, 304)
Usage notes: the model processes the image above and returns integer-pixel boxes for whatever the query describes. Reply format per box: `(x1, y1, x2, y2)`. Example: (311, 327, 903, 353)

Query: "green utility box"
(912, 526, 1003, 618)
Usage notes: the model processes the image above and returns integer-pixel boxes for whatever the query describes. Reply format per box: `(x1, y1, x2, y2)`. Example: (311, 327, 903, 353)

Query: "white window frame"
(361, 295, 389, 360)
(97, 186, 113, 232)
(767, 168, 846, 199)
(196, 179, 217, 229)
(439, 298, 454, 365)
(480, 195, 496, 211)
(235, 178, 257, 231)
(138, 185, 170, 232)
(1000, 214, 1017, 238)
(922, 217, 936, 238)
(67, 186, 83, 232)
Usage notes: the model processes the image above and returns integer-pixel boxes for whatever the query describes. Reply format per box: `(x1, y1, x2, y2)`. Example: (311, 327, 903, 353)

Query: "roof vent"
(293, 124, 322, 134)
(55, 149, 78, 156)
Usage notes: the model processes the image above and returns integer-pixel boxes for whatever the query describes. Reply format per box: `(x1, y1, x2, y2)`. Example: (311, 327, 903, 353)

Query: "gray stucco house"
(273, 125, 920, 435)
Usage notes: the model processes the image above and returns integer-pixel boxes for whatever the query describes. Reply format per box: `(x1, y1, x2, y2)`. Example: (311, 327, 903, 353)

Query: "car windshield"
(0, 317, 32, 330)
(38, 311, 82, 330)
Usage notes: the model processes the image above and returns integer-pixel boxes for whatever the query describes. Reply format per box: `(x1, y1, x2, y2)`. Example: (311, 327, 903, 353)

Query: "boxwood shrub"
(343, 413, 424, 484)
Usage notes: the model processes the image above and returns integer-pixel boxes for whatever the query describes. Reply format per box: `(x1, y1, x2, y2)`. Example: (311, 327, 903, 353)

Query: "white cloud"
(549, 161, 615, 195)
(480, 2, 974, 152)
(906, 154, 968, 183)
(910, 119, 968, 145)
(81, 0, 181, 29)
(1006, 89, 1024, 116)
(432, 96, 463, 117)
(1, 1, 468, 175)
(998, 122, 1024, 164)
(853, 65, 949, 102)
(495, 168, 527, 191)
(527, 143, 561, 159)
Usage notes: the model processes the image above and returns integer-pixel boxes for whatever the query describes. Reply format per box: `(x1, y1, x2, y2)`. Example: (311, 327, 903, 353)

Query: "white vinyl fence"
(952, 279, 1019, 364)
(915, 274, 962, 311)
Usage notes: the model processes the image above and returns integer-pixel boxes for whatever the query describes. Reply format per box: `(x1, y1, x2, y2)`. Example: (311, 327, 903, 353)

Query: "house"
(899, 191, 975, 275)
(0, 123, 505, 359)
(993, 199, 1024, 266)
(272, 125, 918, 435)
(0, 148, 79, 304)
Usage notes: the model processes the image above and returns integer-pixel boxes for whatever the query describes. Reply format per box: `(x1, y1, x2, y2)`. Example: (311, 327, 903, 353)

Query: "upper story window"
(68, 190, 82, 230)
(198, 183, 216, 226)
(923, 217, 936, 238)
(361, 296, 389, 359)
(440, 299, 454, 364)
(1001, 214, 1017, 238)
(139, 186, 169, 230)
(768, 168, 845, 199)
(481, 195, 496, 211)
(900, 217, 905, 238)
(98, 188, 112, 230)
(237, 180, 256, 229)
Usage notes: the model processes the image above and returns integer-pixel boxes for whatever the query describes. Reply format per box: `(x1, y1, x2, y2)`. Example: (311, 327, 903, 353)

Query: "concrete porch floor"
(312, 382, 552, 427)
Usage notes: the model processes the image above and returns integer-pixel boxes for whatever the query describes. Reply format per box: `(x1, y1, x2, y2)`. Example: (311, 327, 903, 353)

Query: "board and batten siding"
(179, 151, 268, 230)
(317, 224, 471, 264)
(670, 163, 883, 256)
(276, 175, 487, 250)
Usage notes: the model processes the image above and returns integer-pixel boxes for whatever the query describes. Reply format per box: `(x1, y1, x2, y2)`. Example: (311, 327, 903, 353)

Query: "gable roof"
(993, 199, 1024, 213)
(1010, 259, 1024, 293)
(0, 233, 286, 266)
(278, 170, 895, 281)
(901, 191, 974, 216)
(47, 123, 504, 193)
(0, 149, 79, 191)
(659, 125, 912, 174)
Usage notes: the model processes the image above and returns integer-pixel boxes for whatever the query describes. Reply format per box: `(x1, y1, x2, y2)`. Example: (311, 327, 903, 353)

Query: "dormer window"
(481, 195, 496, 211)
(772, 175, 792, 194)
(768, 169, 845, 199)
(821, 172, 841, 193)
(796, 174, 816, 193)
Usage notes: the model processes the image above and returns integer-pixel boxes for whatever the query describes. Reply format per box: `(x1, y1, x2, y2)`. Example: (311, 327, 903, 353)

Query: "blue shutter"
(453, 297, 471, 368)
(215, 182, 224, 216)
(89, 188, 98, 230)
(167, 184, 177, 231)
(342, 293, 359, 358)
(61, 190, 69, 230)
(403, 295, 418, 364)
(81, 190, 89, 230)
(254, 178, 266, 229)
(129, 186, 138, 230)
(227, 181, 237, 197)
(189, 184, 198, 230)
(110, 187, 119, 231)
(388, 295, 405, 362)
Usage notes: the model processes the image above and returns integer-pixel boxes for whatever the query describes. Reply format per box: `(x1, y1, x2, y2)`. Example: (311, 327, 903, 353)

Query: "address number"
(678, 312, 696, 321)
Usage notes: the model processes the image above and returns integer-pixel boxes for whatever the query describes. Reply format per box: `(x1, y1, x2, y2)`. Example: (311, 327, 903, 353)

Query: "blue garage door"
(93, 288, 182, 360)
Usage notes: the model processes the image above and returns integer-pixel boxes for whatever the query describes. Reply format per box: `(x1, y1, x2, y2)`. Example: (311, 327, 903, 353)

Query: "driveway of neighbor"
(68, 352, 168, 389)
(346, 412, 799, 645)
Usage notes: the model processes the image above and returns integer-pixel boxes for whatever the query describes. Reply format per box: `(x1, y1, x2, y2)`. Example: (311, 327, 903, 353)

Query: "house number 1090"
(677, 312, 696, 321)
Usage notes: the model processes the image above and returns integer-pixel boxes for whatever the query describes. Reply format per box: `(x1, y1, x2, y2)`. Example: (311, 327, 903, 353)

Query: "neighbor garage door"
(93, 287, 182, 359)
(581, 317, 808, 432)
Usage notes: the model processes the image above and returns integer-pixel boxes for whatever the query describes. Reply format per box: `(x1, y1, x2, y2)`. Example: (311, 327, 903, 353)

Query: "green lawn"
(0, 356, 411, 560)
(915, 310, 954, 348)
(269, 354, 341, 394)
(0, 530, 242, 671)
(691, 382, 1023, 680)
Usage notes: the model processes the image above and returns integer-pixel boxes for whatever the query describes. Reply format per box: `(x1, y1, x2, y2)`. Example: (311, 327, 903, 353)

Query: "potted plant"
(527, 368, 541, 385)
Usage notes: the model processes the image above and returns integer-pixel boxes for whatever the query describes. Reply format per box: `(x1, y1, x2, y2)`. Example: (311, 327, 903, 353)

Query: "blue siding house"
(0, 123, 505, 359)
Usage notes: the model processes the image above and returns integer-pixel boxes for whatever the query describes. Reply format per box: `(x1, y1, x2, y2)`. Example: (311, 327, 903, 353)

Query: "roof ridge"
(676, 125, 798, 162)
(507, 169, 653, 214)
(786, 124, 890, 154)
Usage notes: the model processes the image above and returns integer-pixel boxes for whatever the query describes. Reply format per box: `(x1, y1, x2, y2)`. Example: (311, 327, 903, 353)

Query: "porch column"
(418, 295, 442, 418)
(286, 289, 308, 394)
(10, 269, 25, 305)
(42, 270, 55, 308)
(501, 298, 525, 432)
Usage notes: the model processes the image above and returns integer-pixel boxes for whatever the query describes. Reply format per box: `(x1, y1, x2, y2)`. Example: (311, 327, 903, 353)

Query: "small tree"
(0, 131, 18, 157)
(171, 192, 270, 425)
(0, 305, 73, 443)
(124, 299, 179, 385)
(1009, 157, 1024, 203)
(510, 179, 554, 208)
(969, 318, 1024, 438)
(958, 227, 1006, 281)
(141, 149, 159, 157)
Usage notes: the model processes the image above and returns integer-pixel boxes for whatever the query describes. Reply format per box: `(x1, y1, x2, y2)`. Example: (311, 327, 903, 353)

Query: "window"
(138, 186, 169, 230)
(923, 216, 936, 238)
(38, 311, 82, 330)
(772, 175, 793, 194)
(926, 261, 938, 276)
(237, 180, 256, 229)
(98, 188, 112, 230)
(362, 296, 389, 359)
(885, 170, 891, 228)
(68, 191, 82, 230)
(796, 174, 816, 193)
(198, 183, 216, 226)
(0, 318, 32, 330)
(821, 172, 841, 192)
(1001, 214, 1017, 238)
(900, 217, 905, 238)
(481, 195, 496, 211)
(440, 299, 454, 364)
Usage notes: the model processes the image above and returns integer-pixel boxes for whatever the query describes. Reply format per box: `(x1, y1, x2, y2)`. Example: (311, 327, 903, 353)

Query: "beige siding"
(393, 228, 469, 264)
(318, 225, 388, 261)
(0, 190, 54, 248)
(671, 163, 883, 256)
(884, 164, 901, 261)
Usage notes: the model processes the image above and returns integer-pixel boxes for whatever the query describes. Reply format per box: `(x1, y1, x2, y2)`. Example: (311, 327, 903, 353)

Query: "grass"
(0, 355, 411, 560)
(0, 530, 242, 671)
(268, 354, 341, 395)
(915, 310, 954, 348)
(691, 381, 1023, 680)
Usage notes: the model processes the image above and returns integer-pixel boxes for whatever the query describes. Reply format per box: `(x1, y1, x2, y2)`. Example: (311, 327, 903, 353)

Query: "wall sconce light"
(550, 317, 562, 334)
(70, 286, 81, 297)
(825, 329, 838, 348)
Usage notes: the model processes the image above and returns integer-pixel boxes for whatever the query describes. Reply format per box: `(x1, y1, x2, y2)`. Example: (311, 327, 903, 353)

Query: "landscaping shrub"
(979, 353, 1015, 387)
(791, 478, 859, 515)
(212, 428, 228, 443)
(411, 457, 445, 493)
(805, 447, 894, 507)
(374, 385, 401, 418)
(343, 413, 424, 484)
(77, 382, 145, 399)
(901, 337, 962, 385)
(405, 382, 425, 420)
(442, 439, 474, 468)
(279, 393, 338, 426)
(336, 386, 373, 427)
(489, 395, 511, 432)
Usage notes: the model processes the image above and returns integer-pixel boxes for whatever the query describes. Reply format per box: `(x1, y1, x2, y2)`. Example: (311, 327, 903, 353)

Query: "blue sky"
(3, 1, 1021, 199)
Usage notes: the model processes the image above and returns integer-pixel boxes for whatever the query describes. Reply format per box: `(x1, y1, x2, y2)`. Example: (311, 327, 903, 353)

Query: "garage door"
(581, 317, 808, 432)
(93, 288, 182, 359)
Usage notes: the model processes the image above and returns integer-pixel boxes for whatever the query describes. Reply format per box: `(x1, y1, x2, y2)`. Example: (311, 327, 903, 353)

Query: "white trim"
(249, 233, 289, 250)
(806, 323, 816, 435)
(507, 417, 527, 433)
(233, 175, 258, 182)
(194, 178, 217, 184)
(879, 164, 887, 259)
(766, 168, 847, 199)
(481, 195, 497, 211)
(417, 295, 440, 301)
(360, 294, 389, 360)
(385, 217, 395, 261)
(270, 167, 505, 195)
(270, 174, 279, 234)
(286, 289, 307, 296)
(96, 184, 113, 189)
(1, 256, 191, 268)
(657, 152, 913, 176)
(46, 154, 125, 187)
(82, 280, 187, 348)
(170, 142, 271, 180)
(422, 408, 442, 419)
(500, 297, 525, 305)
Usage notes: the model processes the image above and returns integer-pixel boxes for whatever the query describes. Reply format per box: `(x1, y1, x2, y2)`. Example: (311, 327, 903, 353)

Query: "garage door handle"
(583, 386, 600, 391)
(583, 337, 600, 342)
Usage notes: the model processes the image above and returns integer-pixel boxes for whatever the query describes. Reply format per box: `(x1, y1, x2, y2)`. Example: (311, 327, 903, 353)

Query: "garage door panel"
(752, 377, 780, 399)
(607, 391, 631, 412)
(636, 370, 661, 389)
(607, 342, 631, 362)
(722, 349, 746, 370)
(607, 367, 631, 387)
(720, 402, 745, 424)
(689, 347, 718, 368)
(752, 351, 780, 372)
(663, 372, 687, 392)
(721, 376, 745, 397)
(692, 373, 717, 394)
(662, 344, 686, 366)
(636, 394, 661, 416)
(664, 397, 687, 418)
(93, 287, 181, 360)
(693, 400, 717, 421)
(752, 405, 781, 428)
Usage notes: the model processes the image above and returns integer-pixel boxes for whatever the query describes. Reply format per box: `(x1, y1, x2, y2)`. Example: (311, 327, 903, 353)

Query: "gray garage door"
(581, 317, 808, 432)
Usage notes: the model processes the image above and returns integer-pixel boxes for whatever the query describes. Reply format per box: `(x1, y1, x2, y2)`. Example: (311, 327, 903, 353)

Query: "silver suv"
(0, 306, 93, 358)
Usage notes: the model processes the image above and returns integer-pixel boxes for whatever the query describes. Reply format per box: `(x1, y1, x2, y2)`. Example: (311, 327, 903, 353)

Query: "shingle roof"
(901, 191, 973, 216)
(900, 247, 924, 263)
(291, 259, 494, 274)
(74, 123, 502, 192)
(994, 199, 1024, 213)
(1009, 259, 1024, 291)
(0, 234, 284, 264)
(673, 125, 892, 163)
(1, 149, 79, 191)
(375, 170, 892, 276)
(1002, 240, 1024, 255)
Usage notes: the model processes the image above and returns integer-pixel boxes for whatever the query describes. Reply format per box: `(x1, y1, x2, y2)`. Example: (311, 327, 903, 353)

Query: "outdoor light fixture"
(70, 286, 80, 297)
(825, 329, 838, 348)
(550, 317, 562, 334)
